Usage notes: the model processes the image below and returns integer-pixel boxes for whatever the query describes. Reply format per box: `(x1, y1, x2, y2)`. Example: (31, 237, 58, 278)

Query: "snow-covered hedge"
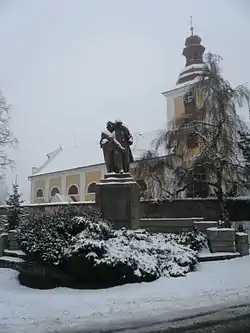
(17, 207, 207, 287)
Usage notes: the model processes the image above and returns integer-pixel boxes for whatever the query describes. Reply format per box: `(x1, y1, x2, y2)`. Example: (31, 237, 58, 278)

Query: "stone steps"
(140, 217, 204, 234)
(198, 252, 241, 262)
(0, 255, 24, 269)
(3, 249, 26, 259)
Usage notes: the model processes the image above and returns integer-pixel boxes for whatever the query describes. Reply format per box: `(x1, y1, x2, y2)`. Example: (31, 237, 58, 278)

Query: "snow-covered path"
(1, 257, 250, 333)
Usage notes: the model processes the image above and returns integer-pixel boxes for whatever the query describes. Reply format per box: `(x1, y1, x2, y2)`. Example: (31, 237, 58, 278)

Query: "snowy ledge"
(236, 232, 248, 236)
(141, 217, 203, 221)
(142, 196, 250, 203)
(198, 251, 240, 259)
(207, 227, 234, 231)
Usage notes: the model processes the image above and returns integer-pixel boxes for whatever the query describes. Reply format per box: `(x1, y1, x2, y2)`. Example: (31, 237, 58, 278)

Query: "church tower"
(177, 22, 205, 85)
(162, 20, 206, 127)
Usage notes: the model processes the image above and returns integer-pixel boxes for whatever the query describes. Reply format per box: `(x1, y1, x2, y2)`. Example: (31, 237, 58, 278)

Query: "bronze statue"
(113, 120, 134, 173)
(100, 120, 134, 173)
(100, 121, 125, 173)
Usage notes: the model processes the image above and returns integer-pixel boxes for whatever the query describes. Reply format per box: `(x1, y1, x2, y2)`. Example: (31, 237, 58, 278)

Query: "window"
(87, 182, 97, 194)
(36, 189, 44, 198)
(50, 187, 60, 197)
(137, 179, 147, 192)
(183, 91, 196, 115)
(187, 133, 198, 149)
(67, 184, 79, 202)
(68, 185, 79, 196)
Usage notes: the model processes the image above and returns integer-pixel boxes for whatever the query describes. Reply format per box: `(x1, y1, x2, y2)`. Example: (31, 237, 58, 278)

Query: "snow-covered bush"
(17, 205, 110, 264)
(164, 229, 207, 252)
(17, 206, 206, 287)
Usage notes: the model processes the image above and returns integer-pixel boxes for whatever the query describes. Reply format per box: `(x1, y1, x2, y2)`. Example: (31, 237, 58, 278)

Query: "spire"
(190, 16, 194, 36)
(176, 20, 206, 85)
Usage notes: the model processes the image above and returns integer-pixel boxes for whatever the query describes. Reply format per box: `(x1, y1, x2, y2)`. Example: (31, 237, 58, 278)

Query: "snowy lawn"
(1, 256, 250, 333)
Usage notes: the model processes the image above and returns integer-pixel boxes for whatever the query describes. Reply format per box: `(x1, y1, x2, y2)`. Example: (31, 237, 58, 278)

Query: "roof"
(176, 63, 205, 85)
(162, 76, 202, 95)
(30, 130, 163, 177)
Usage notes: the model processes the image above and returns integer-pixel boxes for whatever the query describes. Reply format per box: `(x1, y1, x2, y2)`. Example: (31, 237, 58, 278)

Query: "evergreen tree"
(6, 182, 23, 230)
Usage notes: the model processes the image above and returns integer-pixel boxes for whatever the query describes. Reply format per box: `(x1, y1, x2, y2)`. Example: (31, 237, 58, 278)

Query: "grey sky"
(0, 0, 249, 201)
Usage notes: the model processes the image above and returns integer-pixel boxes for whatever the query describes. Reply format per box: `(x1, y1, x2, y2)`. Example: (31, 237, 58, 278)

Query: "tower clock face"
(184, 91, 194, 105)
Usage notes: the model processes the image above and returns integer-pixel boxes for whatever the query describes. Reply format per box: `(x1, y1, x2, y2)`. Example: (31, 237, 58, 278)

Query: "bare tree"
(0, 91, 18, 179)
(137, 53, 250, 225)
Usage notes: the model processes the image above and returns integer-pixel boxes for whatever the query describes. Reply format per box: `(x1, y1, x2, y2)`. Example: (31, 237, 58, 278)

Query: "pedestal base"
(236, 232, 249, 256)
(8, 230, 19, 251)
(207, 228, 236, 253)
(96, 173, 140, 230)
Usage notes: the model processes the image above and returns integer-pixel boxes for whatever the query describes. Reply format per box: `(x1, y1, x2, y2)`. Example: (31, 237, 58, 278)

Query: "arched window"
(87, 182, 97, 194)
(36, 188, 44, 198)
(68, 184, 79, 196)
(50, 187, 60, 197)
(137, 179, 147, 192)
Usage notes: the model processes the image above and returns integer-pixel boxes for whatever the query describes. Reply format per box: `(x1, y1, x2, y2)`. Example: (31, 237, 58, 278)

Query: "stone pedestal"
(8, 230, 19, 251)
(95, 173, 140, 230)
(235, 232, 249, 256)
(207, 227, 236, 253)
(0, 233, 8, 256)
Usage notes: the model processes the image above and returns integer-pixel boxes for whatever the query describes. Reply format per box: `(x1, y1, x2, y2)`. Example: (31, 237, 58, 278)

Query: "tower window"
(184, 91, 196, 115)
(137, 179, 148, 192)
(187, 133, 199, 149)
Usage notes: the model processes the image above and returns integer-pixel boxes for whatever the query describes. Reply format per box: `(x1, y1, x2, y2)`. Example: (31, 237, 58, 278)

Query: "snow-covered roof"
(30, 144, 104, 177)
(30, 131, 162, 177)
(163, 76, 202, 95)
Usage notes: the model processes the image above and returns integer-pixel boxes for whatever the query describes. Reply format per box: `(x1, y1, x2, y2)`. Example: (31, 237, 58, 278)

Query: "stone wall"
(140, 198, 250, 221)
(0, 198, 249, 234)
(0, 198, 249, 221)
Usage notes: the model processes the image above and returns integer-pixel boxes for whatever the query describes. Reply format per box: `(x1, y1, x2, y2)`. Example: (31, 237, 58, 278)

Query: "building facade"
(29, 29, 208, 203)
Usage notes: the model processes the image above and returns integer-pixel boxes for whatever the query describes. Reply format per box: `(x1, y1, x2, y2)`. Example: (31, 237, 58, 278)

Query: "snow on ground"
(1, 256, 250, 333)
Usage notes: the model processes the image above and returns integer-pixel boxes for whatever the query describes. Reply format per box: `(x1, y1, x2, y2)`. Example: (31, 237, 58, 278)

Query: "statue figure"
(113, 120, 134, 173)
(100, 120, 134, 173)
(100, 121, 125, 173)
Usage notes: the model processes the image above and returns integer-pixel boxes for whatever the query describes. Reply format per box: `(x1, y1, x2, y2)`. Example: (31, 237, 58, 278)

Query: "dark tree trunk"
(216, 172, 231, 228)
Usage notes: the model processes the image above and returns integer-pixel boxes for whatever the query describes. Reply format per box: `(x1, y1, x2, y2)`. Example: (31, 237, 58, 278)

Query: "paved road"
(55, 304, 250, 333)
(106, 304, 250, 333)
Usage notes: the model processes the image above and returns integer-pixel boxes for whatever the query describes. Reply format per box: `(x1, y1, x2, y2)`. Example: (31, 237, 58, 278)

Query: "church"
(28, 29, 207, 204)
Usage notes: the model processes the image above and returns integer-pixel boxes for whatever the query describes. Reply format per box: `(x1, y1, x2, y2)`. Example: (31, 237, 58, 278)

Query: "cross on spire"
(190, 16, 194, 36)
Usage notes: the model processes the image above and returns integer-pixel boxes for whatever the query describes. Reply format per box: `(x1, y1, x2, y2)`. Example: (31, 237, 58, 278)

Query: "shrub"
(17, 206, 207, 287)
(17, 205, 110, 264)
(164, 229, 207, 252)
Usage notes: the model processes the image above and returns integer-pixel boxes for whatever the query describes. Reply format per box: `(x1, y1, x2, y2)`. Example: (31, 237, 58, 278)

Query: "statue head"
(114, 119, 123, 129)
(106, 121, 114, 132)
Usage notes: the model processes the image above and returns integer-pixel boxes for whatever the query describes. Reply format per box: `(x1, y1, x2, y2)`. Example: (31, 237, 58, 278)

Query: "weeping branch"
(136, 53, 250, 225)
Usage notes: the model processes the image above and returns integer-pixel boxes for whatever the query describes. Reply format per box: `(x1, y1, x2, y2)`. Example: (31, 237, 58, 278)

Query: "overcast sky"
(0, 0, 249, 201)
